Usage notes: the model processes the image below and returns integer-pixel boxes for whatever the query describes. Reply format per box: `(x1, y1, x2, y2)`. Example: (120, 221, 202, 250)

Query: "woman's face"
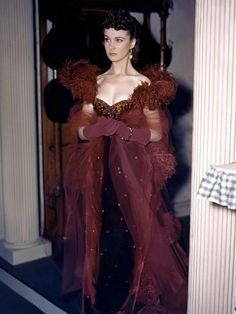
(103, 28, 136, 62)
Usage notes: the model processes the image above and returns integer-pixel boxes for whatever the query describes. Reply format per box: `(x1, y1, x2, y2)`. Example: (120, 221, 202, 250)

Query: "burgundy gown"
(59, 60, 188, 314)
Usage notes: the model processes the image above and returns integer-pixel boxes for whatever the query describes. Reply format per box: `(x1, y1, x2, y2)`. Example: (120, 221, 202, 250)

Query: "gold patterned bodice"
(93, 98, 133, 119)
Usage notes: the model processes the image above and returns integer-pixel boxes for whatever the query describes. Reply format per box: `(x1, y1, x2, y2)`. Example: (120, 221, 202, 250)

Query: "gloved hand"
(116, 121, 151, 145)
(83, 117, 119, 139)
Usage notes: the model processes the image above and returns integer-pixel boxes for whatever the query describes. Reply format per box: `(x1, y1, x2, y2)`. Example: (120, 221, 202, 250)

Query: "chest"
(96, 76, 139, 106)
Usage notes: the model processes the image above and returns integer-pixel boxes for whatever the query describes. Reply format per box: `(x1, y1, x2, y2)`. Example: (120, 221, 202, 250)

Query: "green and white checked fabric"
(198, 163, 236, 210)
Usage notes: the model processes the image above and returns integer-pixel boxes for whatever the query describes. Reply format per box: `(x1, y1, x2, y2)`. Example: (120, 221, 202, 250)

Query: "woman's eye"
(116, 39, 123, 43)
(104, 38, 109, 42)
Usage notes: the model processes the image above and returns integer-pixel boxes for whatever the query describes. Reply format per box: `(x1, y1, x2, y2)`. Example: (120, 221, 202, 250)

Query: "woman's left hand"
(102, 117, 120, 136)
(115, 121, 150, 145)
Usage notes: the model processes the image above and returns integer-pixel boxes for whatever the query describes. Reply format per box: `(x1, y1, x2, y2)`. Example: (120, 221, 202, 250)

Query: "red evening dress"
(59, 60, 188, 314)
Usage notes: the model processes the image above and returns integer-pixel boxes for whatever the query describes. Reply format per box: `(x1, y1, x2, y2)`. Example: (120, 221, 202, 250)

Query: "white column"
(0, 144, 5, 239)
(0, 0, 51, 264)
(188, 1, 236, 314)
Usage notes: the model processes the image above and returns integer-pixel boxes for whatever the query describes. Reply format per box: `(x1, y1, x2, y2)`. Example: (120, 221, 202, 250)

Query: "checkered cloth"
(198, 166, 236, 209)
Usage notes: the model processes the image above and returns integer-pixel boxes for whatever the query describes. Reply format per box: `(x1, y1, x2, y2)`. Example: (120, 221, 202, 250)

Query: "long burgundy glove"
(83, 117, 119, 140)
(116, 121, 151, 145)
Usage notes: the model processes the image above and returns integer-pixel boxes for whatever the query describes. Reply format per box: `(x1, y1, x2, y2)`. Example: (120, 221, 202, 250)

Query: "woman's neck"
(109, 58, 136, 75)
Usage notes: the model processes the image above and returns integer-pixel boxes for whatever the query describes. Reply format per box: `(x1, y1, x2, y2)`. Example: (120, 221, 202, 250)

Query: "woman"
(59, 9, 188, 314)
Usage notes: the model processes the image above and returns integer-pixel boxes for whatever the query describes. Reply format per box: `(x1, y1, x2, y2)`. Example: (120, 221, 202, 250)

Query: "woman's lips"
(109, 53, 117, 56)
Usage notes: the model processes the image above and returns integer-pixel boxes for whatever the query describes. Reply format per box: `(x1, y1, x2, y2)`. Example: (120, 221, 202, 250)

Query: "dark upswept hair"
(102, 9, 141, 62)
(102, 9, 140, 40)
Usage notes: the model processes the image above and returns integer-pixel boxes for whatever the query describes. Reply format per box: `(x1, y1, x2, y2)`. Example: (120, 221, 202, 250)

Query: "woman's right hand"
(83, 117, 119, 140)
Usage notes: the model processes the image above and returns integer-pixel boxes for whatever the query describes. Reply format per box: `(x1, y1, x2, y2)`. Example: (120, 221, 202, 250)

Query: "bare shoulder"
(137, 73, 151, 85)
(97, 71, 110, 84)
(133, 71, 151, 85)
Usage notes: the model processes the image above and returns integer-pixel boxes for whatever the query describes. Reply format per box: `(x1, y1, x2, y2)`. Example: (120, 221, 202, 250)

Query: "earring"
(129, 48, 133, 60)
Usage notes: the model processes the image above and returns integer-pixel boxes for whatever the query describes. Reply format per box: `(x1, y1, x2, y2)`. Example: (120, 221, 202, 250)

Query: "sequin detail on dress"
(93, 98, 133, 119)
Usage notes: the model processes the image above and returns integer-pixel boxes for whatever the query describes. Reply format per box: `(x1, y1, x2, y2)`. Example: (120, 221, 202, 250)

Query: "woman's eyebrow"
(104, 36, 126, 39)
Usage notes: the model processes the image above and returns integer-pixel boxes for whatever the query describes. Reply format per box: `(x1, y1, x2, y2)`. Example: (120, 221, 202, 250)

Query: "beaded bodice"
(93, 98, 133, 119)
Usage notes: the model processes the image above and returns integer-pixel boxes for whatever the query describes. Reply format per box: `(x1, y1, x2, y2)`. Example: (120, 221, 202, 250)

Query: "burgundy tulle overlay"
(59, 60, 188, 314)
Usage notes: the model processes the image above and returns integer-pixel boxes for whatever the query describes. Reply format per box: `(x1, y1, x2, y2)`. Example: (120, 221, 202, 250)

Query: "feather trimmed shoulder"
(132, 64, 177, 110)
(58, 59, 101, 104)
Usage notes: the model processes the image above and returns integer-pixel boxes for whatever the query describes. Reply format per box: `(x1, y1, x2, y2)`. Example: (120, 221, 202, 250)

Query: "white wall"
(188, 0, 236, 312)
(0, 137, 5, 239)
